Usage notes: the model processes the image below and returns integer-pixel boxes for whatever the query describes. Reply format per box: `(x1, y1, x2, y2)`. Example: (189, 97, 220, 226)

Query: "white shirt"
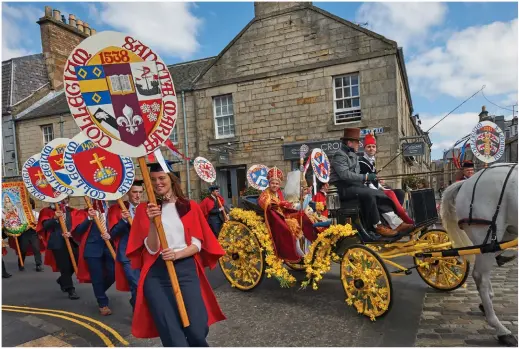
(32, 210, 39, 221)
(144, 203, 201, 255)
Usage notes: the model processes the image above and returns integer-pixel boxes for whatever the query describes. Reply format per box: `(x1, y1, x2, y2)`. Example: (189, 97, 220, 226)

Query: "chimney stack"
(44, 6, 52, 17)
(479, 105, 490, 122)
(52, 9, 61, 21)
(69, 14, 76, 27)
(76, 19, 84, 32)
(91, 28, 96, 35)
(84, 22, 91, 36)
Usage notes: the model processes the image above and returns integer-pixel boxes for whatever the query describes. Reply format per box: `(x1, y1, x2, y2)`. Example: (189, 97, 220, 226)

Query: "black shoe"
(68, 290, 79, 300)
(56, 279, 66, 293)
(496, 254, 517, 267)
(18, 266, 25, 271)
(35, 265, 43, 272)
(2, 273, 12, 278)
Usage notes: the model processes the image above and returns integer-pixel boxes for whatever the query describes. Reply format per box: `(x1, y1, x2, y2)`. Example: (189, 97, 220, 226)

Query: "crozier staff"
(126, 162, 225, 346)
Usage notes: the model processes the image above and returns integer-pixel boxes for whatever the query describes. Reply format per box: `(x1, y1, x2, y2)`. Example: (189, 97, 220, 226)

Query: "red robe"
(36, 207, 87, 273)
(199, 195, 226, 218)
(126, 199, 226, 339)
(107, 202, 132, 292)
(312, 191, 328, 217)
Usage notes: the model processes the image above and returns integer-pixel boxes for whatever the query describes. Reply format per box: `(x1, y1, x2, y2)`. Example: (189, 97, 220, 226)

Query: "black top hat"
(462, 161, 474, 169)
(340, 127, 361, 141)
(147, 161, 176, 173)
(208, 185, 220, 192)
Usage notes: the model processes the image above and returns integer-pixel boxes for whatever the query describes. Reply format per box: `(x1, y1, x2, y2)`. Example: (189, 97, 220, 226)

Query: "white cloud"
(408, 19, 518, 99)
(2, 3, 40, 60)
(355, 3, 447, 49)
(96, 3, 203, 60)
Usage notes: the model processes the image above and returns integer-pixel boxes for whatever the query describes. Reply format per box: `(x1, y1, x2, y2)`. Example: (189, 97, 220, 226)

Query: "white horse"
(441, 163, 518, 346)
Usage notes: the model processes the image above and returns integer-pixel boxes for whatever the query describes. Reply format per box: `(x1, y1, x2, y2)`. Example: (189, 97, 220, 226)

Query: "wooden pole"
(217, 197, 229, 222)
(55, 205, 78, 275)
(83, 197, 116, 260)
(117, 199, 132, 226)
(14, 237, 23, 267)
(138, 157, 190, 328)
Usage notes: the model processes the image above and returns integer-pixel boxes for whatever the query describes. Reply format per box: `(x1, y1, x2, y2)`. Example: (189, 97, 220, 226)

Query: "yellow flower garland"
(315, 202, 325, 212)
(300, 224, 357, 290)
(227, 208, 296, 287)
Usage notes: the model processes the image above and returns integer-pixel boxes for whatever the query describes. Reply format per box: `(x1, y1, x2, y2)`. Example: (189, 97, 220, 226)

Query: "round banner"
(63, 31, 177, 158)
(22, 153, 68, 203)
(469, 121, 506, 164)
(310, 148, 330, 183)
(40, 138, 83, 197)
(247, 164, 269, 191)
(64, 133, 135, 200)
(193, 157, 216, 183)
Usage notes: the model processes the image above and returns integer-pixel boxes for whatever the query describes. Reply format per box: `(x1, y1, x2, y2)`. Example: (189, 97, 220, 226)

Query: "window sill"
(208, 136, 240, 146)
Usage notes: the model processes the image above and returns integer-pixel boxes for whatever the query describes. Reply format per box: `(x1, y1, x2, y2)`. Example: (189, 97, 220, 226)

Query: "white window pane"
(336, 100, 344, 109)
(343, 77, 350, 86)
(227, 95, 232, 105)
(217, 118, 223, 127)
(222, 105, 228, 115)
(352, 98, 360, 107)
(228, 104, 233, 114)
(334, 78, 342, 88)
(352, 85, 359, 97)
(344, 88, 350, 98)
(229, 115, 235, 126)
(218, 126, 224, 136)
(345, 99, 352, 108)
(336, 88, 343, 99)
(216, 106, 221, 115)
(351, 75, 359, 85)
(215, 98, 221, 107)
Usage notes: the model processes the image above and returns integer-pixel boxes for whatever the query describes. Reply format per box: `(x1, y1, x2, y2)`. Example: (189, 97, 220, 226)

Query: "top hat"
(340, 127, 361, 141)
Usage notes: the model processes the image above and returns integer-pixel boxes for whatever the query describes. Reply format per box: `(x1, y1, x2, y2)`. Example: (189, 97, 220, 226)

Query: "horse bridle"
(457, 163, 517, 248)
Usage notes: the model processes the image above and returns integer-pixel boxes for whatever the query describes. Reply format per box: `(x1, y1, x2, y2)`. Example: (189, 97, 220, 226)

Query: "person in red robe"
(107, 180, 144, 311)
(199, 185, 227, 237)
(258, 167, 316, 262)
(36, 197, 87, 300)
(126, 162, 226, 346)
(312, 182, 329, 217)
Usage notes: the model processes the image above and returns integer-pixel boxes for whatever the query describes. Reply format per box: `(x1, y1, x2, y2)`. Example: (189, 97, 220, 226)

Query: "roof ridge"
(2, 52, 43, 64)
(167, 56, 217, 68)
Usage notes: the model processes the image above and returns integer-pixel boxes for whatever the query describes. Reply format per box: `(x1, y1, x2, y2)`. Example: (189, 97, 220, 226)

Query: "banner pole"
(83, 197, 116, 260)
(55, 205, 78, 275)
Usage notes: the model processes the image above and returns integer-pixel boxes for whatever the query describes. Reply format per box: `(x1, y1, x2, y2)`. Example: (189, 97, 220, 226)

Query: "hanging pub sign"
(22, 153, 68, 203)
(402, 142, 425, 156)
(64, 31, 177, 158)
(469, 121, 505, 163)
(64, 133, 135, 200)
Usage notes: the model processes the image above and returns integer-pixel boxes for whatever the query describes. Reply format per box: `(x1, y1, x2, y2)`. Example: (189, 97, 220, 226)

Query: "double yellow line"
(2, 305, 129, 347)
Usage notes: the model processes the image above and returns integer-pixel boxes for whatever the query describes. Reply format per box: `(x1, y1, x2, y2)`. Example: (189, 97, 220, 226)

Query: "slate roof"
(16, 91, 68, 120)
(168, 57, 216, 91)
(2, 54, 48, 115)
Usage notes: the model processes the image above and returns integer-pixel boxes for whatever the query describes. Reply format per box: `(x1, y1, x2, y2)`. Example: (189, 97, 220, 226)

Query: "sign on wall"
(402, 142, 425, 156)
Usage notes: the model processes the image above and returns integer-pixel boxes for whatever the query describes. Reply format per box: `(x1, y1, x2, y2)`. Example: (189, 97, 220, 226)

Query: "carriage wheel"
(414, 229, 470, 291)
(341, 244, 392, 320)
(218, 221, 265, 291)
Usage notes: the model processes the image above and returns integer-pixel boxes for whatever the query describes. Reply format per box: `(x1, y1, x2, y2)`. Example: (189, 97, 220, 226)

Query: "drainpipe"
(59, 114, 64, 137)
(11, 115, 19, 175)
(182, 90, 191, 199)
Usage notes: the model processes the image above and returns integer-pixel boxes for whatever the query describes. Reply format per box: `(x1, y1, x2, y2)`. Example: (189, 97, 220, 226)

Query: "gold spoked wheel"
(341, 244, 392, 320)
(218, 221, 265, 291)
(414, 229, 470, 291)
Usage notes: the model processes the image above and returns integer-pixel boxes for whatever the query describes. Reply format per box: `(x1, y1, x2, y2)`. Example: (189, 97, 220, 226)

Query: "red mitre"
(364, 133, 376, 146)
(267, 167, 284, 182)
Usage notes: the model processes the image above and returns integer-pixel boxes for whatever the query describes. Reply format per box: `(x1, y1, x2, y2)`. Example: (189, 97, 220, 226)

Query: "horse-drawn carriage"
(218, 184, 470, 320)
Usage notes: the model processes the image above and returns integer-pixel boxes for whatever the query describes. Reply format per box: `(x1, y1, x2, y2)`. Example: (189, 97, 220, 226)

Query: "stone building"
(4, 2, 432, 208)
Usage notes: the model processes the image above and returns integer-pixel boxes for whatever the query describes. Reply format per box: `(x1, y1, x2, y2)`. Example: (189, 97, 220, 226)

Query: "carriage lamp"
(326, 184, 341, 224)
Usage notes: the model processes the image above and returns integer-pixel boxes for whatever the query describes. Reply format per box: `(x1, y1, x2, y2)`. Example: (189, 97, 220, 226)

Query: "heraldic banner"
(2, 181, 34, 236)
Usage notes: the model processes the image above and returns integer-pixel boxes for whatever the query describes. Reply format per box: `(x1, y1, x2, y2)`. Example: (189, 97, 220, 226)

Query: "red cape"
(127, 199, 226, 338)
(312, 191, 329, 217)
(36, 207, 87, 273)
(199, 195, 225, 218)
(107, 202, 131, 292)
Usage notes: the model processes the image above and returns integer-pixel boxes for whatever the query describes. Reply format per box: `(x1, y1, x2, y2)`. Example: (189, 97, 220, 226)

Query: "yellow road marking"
(17, 334, 72, 347)
(2, 305, 129, 346)
(2, 308, 114, 347)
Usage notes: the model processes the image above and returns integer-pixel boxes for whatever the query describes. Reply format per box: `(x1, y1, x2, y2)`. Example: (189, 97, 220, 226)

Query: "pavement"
(2, 249, 517, 347)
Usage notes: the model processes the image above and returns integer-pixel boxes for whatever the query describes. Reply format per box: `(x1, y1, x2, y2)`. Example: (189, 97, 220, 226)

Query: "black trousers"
(52, 243, 79, 292)
(2, 259, 8, 275)
(18, 229, 42, 267)
(337, 183, 395, 228)
(144, 257, 209, 347)
(392, 189, 406, 206)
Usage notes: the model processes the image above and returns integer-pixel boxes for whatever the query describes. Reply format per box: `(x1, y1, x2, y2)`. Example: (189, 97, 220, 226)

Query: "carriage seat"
(240, 195, 264, 216)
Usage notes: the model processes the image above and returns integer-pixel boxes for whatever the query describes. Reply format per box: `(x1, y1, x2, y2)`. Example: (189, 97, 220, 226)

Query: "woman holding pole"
(127, 162, 225, 346)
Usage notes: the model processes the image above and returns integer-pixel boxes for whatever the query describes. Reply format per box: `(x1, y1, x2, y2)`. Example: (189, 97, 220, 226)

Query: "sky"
(2, 1, 518, 160)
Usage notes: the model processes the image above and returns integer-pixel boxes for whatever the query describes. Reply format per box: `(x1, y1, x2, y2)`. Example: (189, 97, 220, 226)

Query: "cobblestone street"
(415, 261, 518, 347)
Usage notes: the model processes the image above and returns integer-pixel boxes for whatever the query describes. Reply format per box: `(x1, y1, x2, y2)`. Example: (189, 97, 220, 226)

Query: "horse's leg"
(473, 254, 517, 346)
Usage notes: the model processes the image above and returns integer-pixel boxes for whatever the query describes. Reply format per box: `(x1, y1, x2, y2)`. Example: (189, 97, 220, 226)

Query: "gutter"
(182, 91, 191, 199)
(9, 64, 19, 175)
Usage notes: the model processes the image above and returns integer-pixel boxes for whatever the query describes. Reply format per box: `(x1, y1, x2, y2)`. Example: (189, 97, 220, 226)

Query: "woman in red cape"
(127, 162, 225, 346)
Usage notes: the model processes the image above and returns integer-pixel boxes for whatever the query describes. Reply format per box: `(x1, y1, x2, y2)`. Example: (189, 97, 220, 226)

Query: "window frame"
(213, 94, 235, 139)
(41, 124, 54, 145)
(333, 73, 361, 125)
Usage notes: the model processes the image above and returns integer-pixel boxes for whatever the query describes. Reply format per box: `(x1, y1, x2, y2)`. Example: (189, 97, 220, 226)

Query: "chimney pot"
(76, 19, 84, 32)
(84, 25, 91, 36)
(44, 6, 52, 17)
(91, 28, 97, 35)
(52, 9, 61, 21)
(69, 14, 76, 27)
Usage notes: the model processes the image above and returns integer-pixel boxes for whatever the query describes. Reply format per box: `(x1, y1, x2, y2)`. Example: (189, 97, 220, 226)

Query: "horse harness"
(457, 164, 517, 249)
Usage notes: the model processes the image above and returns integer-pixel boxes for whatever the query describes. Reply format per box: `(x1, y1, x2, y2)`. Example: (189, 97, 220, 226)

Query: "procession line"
(2, 305, 129, 346)
(2, 308, 114, 347)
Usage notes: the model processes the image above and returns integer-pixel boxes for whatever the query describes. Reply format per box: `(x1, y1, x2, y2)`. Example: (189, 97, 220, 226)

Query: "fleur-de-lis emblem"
(117, 105, 143, 135)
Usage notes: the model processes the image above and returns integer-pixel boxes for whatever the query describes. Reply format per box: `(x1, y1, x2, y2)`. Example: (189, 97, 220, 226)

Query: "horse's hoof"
(497, 334, 518, 347)
(479, 304, 486, 314)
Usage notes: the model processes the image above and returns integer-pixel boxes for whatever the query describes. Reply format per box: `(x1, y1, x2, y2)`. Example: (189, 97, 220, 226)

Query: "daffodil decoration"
(226, 208, 296, 288)
(300, 224, 356, 291)
(315, 202, 325, 212)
